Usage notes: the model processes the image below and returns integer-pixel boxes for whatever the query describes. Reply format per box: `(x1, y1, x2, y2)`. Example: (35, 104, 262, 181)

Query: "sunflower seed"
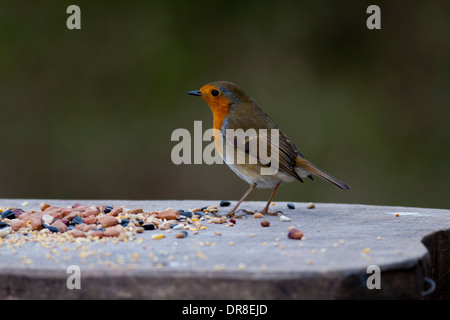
(1, 209, 15, 219)
(142, 223, 156, 231)
(0, 222, 10, 229)
(42, 223, 59, 233)
(219, 200, 231, 207)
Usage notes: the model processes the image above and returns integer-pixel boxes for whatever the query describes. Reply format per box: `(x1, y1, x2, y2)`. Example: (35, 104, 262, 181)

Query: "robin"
(188, 81, 350, 217)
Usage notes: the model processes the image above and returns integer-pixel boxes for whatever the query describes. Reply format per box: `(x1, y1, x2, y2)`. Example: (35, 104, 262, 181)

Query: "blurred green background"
(0, 0, 448, 209)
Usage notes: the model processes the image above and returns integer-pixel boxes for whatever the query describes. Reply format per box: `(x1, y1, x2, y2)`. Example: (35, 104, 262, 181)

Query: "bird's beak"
(187, 90, 202, 96)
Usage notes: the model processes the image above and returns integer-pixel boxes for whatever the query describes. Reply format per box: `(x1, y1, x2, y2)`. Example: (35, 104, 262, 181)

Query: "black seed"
(136, 219, 144, 226)
(220, 200, 231, 207)
(142, 223, 156, 230)
(1, 209, 16, 219)
(287, 203, 296, 209)
(42, 223, 59, 233)
(195, 211, 205, 218)
(120, 219, 130, 227)
(177, 209, 184, 213)
(72, 216, 83, 225)
(180, 211, 192, 218)
(0, 222, 10, 229)
(200, 206, 208, 211)
(103, 206, 113, 214)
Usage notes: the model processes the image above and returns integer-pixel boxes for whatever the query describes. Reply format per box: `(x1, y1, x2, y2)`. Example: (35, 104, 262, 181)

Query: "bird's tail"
(295, 156, 351, 190)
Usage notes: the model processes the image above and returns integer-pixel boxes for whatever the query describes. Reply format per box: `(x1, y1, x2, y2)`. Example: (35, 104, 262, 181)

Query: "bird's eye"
(211, 89, 220, 97)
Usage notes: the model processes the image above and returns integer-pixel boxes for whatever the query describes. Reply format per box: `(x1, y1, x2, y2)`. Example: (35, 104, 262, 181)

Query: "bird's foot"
(239, 209, 281, 216)
(225, 210, 248, 219)
(260, 209, 282, 216)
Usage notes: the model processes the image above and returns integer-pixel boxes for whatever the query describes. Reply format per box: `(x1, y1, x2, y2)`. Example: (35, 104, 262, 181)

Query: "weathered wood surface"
(0, 199, 448, 299)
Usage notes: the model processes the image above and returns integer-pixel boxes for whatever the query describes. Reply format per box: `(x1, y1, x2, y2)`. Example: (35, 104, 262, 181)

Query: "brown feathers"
(295, 156, 351, 190)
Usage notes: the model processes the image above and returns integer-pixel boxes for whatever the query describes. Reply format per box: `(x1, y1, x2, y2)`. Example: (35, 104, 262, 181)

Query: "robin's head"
(187, 81, 251, 112)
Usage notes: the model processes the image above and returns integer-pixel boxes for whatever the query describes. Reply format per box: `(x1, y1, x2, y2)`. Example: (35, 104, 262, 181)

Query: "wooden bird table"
(0, 199, 448, 299)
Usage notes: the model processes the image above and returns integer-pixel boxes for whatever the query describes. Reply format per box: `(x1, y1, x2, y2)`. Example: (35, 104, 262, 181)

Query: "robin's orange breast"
(199, 84, 232, 156)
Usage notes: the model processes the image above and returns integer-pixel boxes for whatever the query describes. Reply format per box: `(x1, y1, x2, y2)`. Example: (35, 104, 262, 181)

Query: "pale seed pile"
(0, 201, 308, 245)
(0, 202, 239, 243)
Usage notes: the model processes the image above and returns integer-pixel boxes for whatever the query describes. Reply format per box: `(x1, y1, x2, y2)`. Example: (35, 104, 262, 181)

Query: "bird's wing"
(222, 103, 306, 181)
(222, 124, 305, 182)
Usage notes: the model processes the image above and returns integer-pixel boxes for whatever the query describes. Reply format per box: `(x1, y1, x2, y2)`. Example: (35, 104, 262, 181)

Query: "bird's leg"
(239, 182, 283, 216)
(226, 183, 257, 218)
(259, 182, 283, 215)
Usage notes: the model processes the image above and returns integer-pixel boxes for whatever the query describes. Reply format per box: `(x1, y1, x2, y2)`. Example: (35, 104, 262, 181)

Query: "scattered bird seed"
(1, 209, 15, 219)
(279, 215, 291, 222)
(72, 216, 83, 225)
(287, 203, 295, 209)
(254, 212, 263, 218)
(180, 211, 192, 218)
(260, 220, 270, 227)
(0, 201, 303, 251)
(103, 206, 113, 214)
(40, 202, 51, 211)
(207, 206, 219, 213)
(42, 223, 59, 233)
(219, 200, 231, 207)
(288, 228, 303, 240)
(0, 222, 10, 229)
(142, 223, 156, 231)
(0, 227, 11, 238)
(119, 219, 130, 227)
(42, 214, 54, 225)
(172, 224, 184, 230)
(196, 211, 205, 218)
(176, 231, 188, 239)
(307, 202, 315, 209)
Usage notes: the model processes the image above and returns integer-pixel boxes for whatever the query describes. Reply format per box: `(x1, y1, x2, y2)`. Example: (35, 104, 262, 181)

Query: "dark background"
(0, 1, 448, 209)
